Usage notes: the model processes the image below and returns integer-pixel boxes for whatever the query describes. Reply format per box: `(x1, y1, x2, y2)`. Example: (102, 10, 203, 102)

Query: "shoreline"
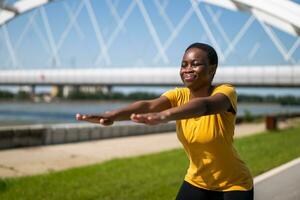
(0, 99, 135, 104)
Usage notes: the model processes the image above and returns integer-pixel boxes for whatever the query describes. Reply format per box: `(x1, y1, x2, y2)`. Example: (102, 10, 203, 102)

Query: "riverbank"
(0, 98, 295, 106)
(2, 88, 300, 105)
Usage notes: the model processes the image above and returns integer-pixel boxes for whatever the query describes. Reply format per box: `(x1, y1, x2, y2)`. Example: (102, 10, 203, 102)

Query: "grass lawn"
(1, 124, 300, 200)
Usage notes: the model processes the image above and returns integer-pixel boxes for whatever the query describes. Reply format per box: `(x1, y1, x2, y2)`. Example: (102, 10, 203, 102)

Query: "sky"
(0, 0, 300, 95)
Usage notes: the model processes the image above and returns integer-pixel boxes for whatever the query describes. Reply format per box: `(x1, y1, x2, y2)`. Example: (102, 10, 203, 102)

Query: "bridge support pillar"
(51, 85, 113, 98)
(101, 85, 112, 94)
(78, 85, 112, 95)
(51, 85, 79, 98)
(51, 85, 61, 98)
(63, 85, 79, 98)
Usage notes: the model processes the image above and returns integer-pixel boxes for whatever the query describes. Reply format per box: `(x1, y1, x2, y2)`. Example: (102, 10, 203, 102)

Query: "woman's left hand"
(130, 112, 169, 125)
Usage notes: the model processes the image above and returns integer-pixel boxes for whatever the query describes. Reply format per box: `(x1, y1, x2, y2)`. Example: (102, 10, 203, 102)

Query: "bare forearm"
(130, 94, 231, 125)
(162, 99, 208, 121)
(110, 100, 152, 121)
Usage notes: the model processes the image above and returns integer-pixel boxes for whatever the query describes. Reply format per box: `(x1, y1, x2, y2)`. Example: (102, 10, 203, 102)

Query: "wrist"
(161, 110, 172, 121)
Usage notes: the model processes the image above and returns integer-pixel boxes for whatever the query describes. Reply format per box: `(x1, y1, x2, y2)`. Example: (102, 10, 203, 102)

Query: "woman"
(76, 43, 253, 200)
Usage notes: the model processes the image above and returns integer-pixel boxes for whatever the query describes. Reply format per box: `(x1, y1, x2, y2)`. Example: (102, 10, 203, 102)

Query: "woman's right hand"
(76, 112, 115, 126)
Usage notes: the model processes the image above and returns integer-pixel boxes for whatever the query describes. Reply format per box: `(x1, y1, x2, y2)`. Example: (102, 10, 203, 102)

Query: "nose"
(182, 64, 194, 72)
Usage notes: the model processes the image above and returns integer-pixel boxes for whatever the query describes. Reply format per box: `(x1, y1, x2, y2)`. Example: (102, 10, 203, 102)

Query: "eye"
(181, 61, 187, 68)
(192, 60, 202, 66)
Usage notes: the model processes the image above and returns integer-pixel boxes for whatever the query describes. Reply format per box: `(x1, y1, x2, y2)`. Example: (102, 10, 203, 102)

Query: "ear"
(209, 64, 217, 79)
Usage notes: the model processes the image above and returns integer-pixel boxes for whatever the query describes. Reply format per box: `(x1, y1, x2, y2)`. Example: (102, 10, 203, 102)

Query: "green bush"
(0, 90, 14, 99)
(15, 91, 31, 100)
(243, 109, 254, 122)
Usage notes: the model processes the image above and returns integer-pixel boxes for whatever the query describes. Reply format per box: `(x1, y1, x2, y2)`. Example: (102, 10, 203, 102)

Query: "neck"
(189, 84, 212, 99)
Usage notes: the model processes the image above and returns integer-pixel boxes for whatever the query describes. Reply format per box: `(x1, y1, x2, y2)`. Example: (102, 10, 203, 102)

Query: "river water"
(0, 101, 300, 126)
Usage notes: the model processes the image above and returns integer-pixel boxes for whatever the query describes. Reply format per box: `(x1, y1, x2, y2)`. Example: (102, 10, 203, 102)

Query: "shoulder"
(161, 87, 189, 107)
(162, 87, 189, 97)
(213, 84, 236, 91)
(212, 84, 236, 96)
(212, 84, 237, 113)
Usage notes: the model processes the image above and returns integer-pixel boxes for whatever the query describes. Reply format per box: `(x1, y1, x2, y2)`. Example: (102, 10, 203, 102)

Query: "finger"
(160, 115, 166, 120)
(137, 114, 150, 119)
(85, 118, 101, 124)
(131, 117, 144, 123)
(76, 113, 82, 120)
(131, 114, 144, 121)
(99, 118, 113, 125)
(131, 115, 147, 123)
(76, 114, 96, 121)
(99, 118, 106, 124)
(142, 118, 158, 125)
(138, 115, 150, 122)
(145, 115, 164, 125)
(130, 113, 136, 120)
(82, 115, 99, 120)
(80, 115, 102, 123)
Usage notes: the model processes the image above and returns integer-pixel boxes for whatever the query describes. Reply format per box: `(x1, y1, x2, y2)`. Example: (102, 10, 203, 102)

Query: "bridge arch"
(1, 0, 300, 36)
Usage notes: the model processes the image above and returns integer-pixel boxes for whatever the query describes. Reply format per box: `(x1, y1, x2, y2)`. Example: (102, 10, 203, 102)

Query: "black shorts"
(175, 181, 253, 200)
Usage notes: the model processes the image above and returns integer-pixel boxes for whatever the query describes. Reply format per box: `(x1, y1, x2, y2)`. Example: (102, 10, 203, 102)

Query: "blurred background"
(0, 0, 300, 126)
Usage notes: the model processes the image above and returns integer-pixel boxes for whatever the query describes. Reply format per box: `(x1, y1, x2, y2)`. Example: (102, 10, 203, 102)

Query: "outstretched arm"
(76, 96, 171, 125)
(131, 93, 233, 125)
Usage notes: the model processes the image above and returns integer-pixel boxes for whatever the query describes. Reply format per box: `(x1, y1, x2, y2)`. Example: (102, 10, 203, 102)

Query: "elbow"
(203, 102, 211, 115)
(201, 101, 209, 116)
(196, 99, 211, 116)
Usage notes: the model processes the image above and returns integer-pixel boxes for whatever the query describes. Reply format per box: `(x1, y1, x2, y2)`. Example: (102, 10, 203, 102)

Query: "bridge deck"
(0, 66, 299, 87)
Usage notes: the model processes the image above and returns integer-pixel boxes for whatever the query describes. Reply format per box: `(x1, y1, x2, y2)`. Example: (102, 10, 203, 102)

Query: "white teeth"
(183, 74, 196, 81)
(183, 74, 195, 78)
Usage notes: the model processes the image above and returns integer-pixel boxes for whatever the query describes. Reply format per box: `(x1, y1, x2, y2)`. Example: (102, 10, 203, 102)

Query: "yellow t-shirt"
(162, 84, 253, 192)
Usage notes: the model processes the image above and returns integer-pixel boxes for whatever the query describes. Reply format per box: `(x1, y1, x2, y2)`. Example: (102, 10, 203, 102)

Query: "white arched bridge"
(0, 66, 299, 88)
(1, 0, 300, 65)
(1, 0, 300, 90)
(2, 0, 300, 35)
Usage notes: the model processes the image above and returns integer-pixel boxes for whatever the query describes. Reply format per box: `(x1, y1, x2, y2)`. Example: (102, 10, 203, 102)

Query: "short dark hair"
(185, 43, 218, 67)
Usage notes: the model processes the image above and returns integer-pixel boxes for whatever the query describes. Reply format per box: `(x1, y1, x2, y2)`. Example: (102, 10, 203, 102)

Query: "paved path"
(0, 120, 296, 178)
(254, 157, 300, 200)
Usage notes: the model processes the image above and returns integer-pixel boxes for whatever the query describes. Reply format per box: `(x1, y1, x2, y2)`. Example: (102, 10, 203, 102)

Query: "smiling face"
(180, 47, 216, 91)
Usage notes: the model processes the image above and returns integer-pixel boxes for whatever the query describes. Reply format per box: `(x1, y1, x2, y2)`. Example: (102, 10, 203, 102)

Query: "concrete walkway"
(0, 120, 295, 178)
(254, 157, 300, 200)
